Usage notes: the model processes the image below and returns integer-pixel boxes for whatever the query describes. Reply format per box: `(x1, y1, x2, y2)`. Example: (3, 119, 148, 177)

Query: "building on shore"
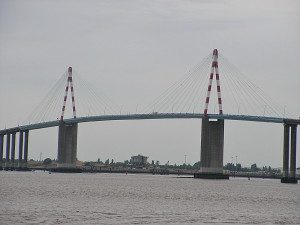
(130, 155, 148, 167)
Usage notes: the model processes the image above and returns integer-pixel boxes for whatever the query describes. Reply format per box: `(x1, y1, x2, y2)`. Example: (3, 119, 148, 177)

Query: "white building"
(130, 155, 148, 167)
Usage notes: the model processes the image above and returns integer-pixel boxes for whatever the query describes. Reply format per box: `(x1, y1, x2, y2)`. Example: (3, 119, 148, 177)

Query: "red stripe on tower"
(206, 97, 210, 103)
(60, 66, 77, 121)
(203, 49, 223, 115)
(69, 69, 77, 119)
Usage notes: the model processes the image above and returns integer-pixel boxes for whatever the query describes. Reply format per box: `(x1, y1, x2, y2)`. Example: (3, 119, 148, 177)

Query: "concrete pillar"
(200, 118, 224, 173)
(5, 134, 10, 169)
(195, 117, 227, 179)
(10, 133, 16, 170)
(23, 131, 29, 168)
(57, 122, 78, 166)
(18, 131, 23, 168)
(289, 125, 297, 178)
(281, 124, 297, 184)
(0, 134, 3, 170)
(200, 117, 210, 170)
(282, 124, 290, 177)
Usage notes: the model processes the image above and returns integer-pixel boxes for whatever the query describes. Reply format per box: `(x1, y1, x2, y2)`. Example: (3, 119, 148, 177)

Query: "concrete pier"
(0, 134, 3, 170)
(290, 125, 297, 178)
(281, 123, 298, 184)
(18, 131, 23, 169)
(23, 131, 29, 169)
(10, 133, 16, 170)
(57, 122, 78, 167)
(5, 134, 10, 170)
(282, 124, 290, 177)
(194, 117, 228, 179)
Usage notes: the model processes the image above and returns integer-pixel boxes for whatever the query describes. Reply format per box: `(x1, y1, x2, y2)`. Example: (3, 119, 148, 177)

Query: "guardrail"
(1, 113, 299, 135)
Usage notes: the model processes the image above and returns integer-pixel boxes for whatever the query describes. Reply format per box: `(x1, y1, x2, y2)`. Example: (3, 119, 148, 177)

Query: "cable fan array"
(142, 52, 285, 118)
(25, 50, 287, 125)
(25, 70, 120, 124)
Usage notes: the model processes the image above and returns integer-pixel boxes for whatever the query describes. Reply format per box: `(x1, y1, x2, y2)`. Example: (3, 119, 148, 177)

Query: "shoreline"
(3, 167, 299, 181)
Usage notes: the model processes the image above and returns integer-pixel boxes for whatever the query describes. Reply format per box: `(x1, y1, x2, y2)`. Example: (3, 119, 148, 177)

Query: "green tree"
(224, 163, 235, 171)
(193, 161, 201, 169)
(43, 158, 52, 165)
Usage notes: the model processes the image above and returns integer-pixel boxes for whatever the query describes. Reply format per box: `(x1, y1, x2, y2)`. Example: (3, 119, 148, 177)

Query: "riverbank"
(20, 166, 300, 181)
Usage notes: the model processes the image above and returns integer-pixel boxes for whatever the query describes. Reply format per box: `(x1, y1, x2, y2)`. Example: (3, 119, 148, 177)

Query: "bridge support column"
(10, 133, 16, 170)
(282, 124, 290, 178)
(289, 125, 297, 179)
(23, 131, 29, 169)
(57, 122, 78, 170)
(18, 131, 23, 170)
(0, 134, 3, 170)
(194, 117, 228, 179)
(281, 124, 298, 184)
(5, 134, 10, 170)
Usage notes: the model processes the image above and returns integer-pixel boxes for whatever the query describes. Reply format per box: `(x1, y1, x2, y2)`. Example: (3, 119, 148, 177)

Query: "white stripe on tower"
(213, 50, 223, 115)
(203, 65, 214, 115)
(204, 49, 219, 115)
(68, 67, 77, 118)
(60, 70, 70, 121)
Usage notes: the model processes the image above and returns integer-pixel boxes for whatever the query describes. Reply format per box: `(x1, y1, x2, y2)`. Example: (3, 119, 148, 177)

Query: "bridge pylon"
(60, 67, 77, 121)
(203, 49, 223, 116)
(195, 49, 228, 179)
(55, 67, 80, 172)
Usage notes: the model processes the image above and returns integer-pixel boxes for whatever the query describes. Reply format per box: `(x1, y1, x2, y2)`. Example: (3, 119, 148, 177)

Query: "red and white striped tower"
(60, 67, 77, 121)
(203, 49, 223, 116)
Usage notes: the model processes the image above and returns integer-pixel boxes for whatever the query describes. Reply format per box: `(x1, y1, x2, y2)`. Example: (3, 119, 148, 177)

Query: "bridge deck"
(1, 113, 299, 134)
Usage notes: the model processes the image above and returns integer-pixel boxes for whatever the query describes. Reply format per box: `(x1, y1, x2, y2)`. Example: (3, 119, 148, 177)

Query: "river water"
(0, 171, 299, 225)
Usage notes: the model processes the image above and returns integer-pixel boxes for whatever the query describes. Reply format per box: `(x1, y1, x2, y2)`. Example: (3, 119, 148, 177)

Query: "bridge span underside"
(0, 113, 296, 135)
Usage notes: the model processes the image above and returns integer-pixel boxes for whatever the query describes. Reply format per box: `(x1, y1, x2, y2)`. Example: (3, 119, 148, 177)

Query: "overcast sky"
(0, 0, 299, 167)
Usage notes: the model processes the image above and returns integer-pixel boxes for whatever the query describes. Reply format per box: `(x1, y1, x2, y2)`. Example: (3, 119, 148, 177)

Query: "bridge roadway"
(1, 113, 299, 134)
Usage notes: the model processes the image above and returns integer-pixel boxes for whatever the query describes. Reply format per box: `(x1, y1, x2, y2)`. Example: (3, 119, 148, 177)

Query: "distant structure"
(130, 155, 148, 167)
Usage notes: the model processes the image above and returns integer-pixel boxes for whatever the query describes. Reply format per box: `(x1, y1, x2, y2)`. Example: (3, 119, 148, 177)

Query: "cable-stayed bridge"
(0, 49, 299, 183)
